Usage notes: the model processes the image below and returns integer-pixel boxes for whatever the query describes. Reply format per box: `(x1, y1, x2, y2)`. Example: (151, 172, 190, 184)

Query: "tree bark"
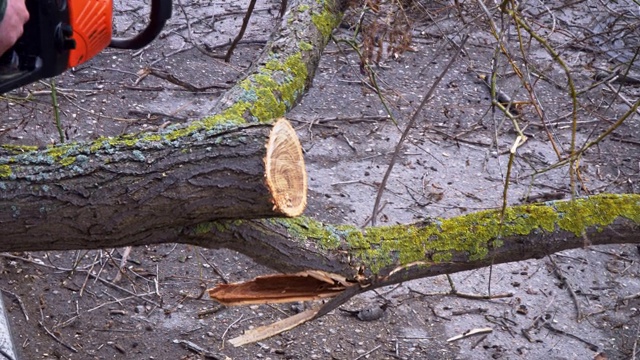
(0, 0, 344, 248)
(183, 194, 640, 280)
(0, 119, 306, 249)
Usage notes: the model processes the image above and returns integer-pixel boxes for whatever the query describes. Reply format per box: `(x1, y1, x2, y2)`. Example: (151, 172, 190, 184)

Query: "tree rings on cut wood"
(265, 118, 307, 217)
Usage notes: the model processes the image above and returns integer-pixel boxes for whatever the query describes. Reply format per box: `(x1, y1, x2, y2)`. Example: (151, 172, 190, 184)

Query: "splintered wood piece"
(265, 118, 307, 217)
(446, 327, 493, 342)
(228, 306, 320, 347)
(208, 270, 350, 305)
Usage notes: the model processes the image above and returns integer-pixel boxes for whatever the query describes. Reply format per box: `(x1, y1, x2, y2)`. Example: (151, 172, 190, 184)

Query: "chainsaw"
(0, 0, 172, 94)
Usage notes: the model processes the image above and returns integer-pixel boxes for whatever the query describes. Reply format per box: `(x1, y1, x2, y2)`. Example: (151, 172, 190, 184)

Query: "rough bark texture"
(183, 194, 640, 284)
(0, 119, 306, 249)
(0, 0, 342, 249)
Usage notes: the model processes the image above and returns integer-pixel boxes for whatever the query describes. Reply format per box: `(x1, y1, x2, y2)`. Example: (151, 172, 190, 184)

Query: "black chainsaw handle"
(109, 0, 172, 49)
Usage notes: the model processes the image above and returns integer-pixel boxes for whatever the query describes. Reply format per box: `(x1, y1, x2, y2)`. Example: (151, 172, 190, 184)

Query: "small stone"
(291, 302, 305, 313)
(516, 305, 528, 315)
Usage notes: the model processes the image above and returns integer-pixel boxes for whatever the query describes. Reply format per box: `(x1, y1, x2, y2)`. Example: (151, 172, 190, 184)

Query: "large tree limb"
(0, 119, 306, 248)
(0, 0, 345, 247)
(191, 194, 640, 281)
(197, 193, 639, 345)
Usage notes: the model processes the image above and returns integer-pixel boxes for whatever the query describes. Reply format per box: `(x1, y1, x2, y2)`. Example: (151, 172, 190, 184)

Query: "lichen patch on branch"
(236, 53, 309, 123)
(311, 0, 342, 40)
(277, 194, 640, 273)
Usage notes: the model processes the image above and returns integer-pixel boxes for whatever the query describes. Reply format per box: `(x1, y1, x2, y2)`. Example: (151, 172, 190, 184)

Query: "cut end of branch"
(265, 118, 307, 217)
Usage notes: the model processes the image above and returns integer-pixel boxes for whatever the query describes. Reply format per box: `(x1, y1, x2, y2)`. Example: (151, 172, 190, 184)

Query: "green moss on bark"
(281, 194, 640, 273)
(298, 41, 313, 51)
(311, 0, 342, 40)
(59, 156, 76, 167)
(0, 165, 11, 178)
(1, 145, 38, 154)
(555, 194, 640, 235)
(237, 53, 308, 122)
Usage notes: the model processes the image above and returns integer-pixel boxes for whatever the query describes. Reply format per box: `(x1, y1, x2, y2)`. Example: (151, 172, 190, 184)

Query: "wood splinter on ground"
(208, 270, 353, 346)
(208, 270, 351, 305)
(446, 327, 493, 342)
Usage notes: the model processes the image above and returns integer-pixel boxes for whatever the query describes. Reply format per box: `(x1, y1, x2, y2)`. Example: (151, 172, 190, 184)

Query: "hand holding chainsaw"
(0, 0, 30, 56)
(0, 0, 171, 94)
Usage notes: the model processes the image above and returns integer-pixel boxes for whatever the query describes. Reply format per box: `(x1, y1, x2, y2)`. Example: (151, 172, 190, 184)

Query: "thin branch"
(225, 0, 259, 62)
(38, 321, 78, 353)
(370, 36, 469, 226)
(548, 255, 583, 321)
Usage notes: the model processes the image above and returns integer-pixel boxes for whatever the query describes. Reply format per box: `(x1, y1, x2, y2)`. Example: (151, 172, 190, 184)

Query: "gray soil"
(1, 0, 640, 359)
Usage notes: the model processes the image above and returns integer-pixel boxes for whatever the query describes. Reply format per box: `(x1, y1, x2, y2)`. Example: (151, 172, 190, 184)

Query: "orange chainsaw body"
(66, 0, 113, 67)
(0, 0, 171, 94)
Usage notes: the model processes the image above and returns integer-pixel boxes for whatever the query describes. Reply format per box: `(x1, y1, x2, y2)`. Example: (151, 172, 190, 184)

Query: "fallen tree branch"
(186, 194, 640, 277)
(0, 119, 306, 248)
(0, 0, 346, 248)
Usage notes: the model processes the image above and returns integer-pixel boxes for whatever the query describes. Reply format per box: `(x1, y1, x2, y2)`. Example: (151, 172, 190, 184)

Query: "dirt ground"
(1, 0, 640, 359)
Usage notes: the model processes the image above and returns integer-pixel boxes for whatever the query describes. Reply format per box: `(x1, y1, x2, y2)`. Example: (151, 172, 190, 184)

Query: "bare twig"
(603, 82, 640, 117)
(221, 314, 257, 349)
(370, 36, 469, 226)
(141, 67, 229, 92)
(543, 322, 598, 351)
(354, 345, 382, 359)
(87, 292, 156, 313)
(38, 321, 78, 353)
(49, 80, 64, 143)
(225, 0, 258, 62)
(548, 255, 583, 321)
(532, 96, 640, 175)
(112, 246, 132, 283)
(446, 327, 493, 342)
(198, 250, 229, 284)
(174, 339, 229, 359)
(409, 284, 513, 300)
(289, 115, 391, 124)
(0, 288, 28, 321)
(91, 273, 161, 308)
